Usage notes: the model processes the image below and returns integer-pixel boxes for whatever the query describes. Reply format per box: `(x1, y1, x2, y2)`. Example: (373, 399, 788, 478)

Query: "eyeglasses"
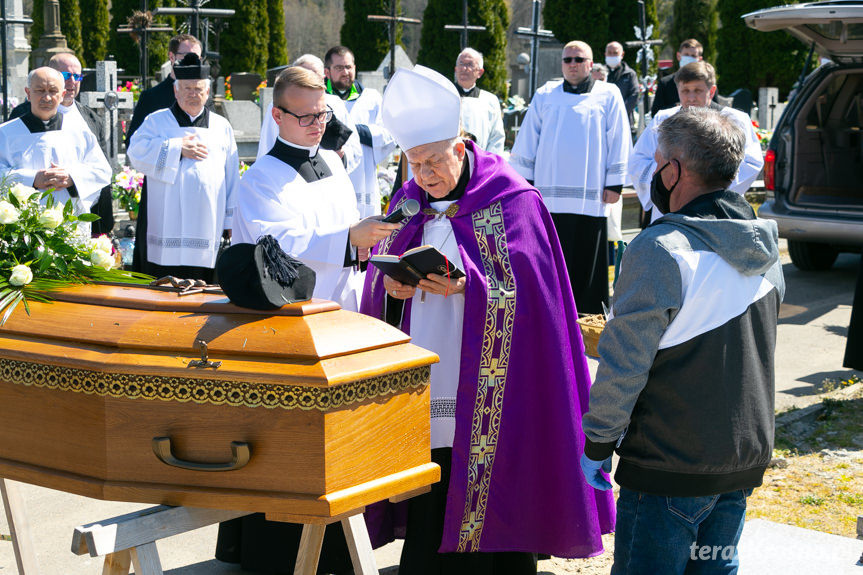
(276, 105, 333, 127)
(456, 63, 478, 70)
(61, 72, 84, 82)
(562, 56, 590, 64)
(329, 64, 354, 73)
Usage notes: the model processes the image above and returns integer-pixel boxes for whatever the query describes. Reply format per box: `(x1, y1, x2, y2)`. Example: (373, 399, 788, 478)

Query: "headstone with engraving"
(79, 61, 134, 170)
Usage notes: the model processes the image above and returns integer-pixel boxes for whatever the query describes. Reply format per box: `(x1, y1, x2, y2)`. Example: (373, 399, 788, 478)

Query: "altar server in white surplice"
(217, 65, 399, 575)
(0, 67, 111, 221)
(325, 45, 397, 217)
(454, 47, 505, 155)
(127, 53, 238, 283)
(256, 54, 361, 175)
(232, 66, 398, 313)
(509, 40, 631, 315)
(630, 61, 764, 225)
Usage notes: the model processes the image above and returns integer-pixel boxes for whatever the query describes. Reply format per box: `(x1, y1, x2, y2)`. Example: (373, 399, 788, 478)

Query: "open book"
(369, 245, 465, 287)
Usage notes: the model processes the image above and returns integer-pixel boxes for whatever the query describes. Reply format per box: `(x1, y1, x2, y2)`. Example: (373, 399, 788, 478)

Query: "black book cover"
(369, 245, 465, 287)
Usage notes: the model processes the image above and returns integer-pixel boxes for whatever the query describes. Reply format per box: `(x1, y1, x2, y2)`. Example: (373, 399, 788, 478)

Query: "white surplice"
(233, 146, 364, 311)
(408, 198, 466, 449)
(256, 95, 362, 176)
(460, 88, 505, 155)
(630, 104, 765, 222)
(127, 108, 239, 268)
(0, 116, 111, 214)
(509, 79, 632, 217)
(343, 87, 396, 218)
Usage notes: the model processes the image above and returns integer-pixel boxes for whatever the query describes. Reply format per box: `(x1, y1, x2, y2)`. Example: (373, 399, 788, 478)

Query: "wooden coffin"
(0, 284, 439, 519)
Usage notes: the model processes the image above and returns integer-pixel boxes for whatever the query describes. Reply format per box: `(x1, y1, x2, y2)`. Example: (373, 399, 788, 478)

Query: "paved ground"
(1, 240, 860, 575)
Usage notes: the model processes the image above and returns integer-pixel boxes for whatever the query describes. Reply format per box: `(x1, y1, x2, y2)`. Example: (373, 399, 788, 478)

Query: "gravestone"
(4, 0, 30, 102)
(374, 44, 413, 79)
(229, 72, 262, 101)
(357, 70, 386, 94)
(79, 61, 134, 171)
(758, 87, 785, 132)
(220, 99, 260, 162)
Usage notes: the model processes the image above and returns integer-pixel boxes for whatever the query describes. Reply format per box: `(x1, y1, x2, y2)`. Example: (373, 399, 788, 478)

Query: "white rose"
(90, 249, 114, 270)
(0, 200, 20, 224)
(9, 264, 33, 286)
(89, 234, 113, 255)
(39, 206, 64, 229)
(10, 183, 37, 203)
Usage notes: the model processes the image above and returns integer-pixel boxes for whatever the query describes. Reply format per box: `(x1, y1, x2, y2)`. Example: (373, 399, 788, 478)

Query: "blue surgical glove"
(580, 453, 613, 491)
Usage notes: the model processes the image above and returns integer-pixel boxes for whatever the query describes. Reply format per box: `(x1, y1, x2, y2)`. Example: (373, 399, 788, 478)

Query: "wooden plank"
(293, 524, 326, 575)
(73, 506, 249, 557)
(265, 508, 364, 526)
(341, 513, 379, 575)
(130, 542, 163, 575)
(0, 478, 40, 575)
(101, 550, 132, 575)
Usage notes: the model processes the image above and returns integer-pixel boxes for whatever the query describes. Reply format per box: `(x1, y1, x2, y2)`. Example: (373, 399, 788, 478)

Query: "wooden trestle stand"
(0, 284, 440, 574)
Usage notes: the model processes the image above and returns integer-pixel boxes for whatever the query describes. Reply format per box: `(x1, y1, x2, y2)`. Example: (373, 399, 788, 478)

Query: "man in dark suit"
(125, 34, 204, 274)
(125, 34, 204, 145)
(651, 38, 706, 117)
(10, 52, 114, 235)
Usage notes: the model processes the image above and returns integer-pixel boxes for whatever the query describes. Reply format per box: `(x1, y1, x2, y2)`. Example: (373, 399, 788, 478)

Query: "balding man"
(454, 47, 505, 154)
(0, 67, 111, 227)
(11, 53, 114, 235)
(510, 40, 631, 315)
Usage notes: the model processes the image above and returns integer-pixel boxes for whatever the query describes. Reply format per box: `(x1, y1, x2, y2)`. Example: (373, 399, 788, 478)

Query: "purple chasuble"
(360, 142, 615, 558)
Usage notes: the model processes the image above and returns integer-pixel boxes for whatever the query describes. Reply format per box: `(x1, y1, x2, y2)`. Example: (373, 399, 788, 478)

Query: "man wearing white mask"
(651, 38, 709, 116)
(605, 41, 639, 134)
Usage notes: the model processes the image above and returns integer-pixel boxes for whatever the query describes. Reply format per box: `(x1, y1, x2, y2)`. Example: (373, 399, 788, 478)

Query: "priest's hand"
(602, 188, 621, 204)
(181, 135, 209, 160)
(580, 453, 613, 491)
(33, 165, 72, 190)
(418, 273, 466, 297)
(383, 275, 416, 300)
(349, 218, 401, 249)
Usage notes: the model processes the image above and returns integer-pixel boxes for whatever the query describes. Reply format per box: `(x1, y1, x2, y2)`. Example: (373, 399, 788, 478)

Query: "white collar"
(276, 135, 320, 157)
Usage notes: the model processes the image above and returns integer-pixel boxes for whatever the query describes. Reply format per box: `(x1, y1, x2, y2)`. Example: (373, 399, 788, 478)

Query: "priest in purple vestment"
(361, 65, 615, 574)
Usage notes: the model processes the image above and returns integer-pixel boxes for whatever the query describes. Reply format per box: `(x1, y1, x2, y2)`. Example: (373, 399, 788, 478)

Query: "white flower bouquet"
(0, 177, 150, 325)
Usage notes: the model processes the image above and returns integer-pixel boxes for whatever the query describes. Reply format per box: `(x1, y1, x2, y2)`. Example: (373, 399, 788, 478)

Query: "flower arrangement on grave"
(254, 79, 267, 103)
(752, 119, 773, 152)
(118, 80, 142, 103)
(224, 75, 233, 100)
(239, 160, 250, 178)
(111, 166, 144, 216)
(0, 177, 151, 325)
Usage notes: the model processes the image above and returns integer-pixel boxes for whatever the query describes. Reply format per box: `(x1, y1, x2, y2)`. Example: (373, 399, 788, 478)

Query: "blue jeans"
(611, 487, 752, 575)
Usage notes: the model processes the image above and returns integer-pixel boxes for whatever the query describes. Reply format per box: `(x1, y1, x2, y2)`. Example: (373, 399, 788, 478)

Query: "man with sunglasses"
(10, 53, 114, 235)
(510, 40, 631, 315)
(127, 53, 238, 283)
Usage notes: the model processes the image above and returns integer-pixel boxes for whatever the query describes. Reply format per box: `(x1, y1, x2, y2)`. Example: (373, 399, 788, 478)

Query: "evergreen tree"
(341, 0, 396, 72)
(716, 0, 806, 100)
(417, 0, 508, 98)
(30, 0, 44, 57)
(214, 0, 269, 77)
(267, 0, 288, 69)
(669, 0, 718, 64)
(58, 0, 84, 65)
(80, 0, 111, 65)
(543, 0, 608, 56)
(109, 0, 176, 83)
(607, 0, 659, 74)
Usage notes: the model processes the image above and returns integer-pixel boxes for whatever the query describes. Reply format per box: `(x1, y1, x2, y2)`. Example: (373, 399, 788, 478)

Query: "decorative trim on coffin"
(0, 359, 430, 411)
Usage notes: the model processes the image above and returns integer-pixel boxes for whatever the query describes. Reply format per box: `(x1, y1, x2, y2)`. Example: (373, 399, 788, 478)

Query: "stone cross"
(444, 0, 486, 51)
(0, 0, 32, 121)
(367, 1, 421, 79)
(758, 87, 780, 132)
(79, 61, 134, 171)
(514, 0, 555, 99)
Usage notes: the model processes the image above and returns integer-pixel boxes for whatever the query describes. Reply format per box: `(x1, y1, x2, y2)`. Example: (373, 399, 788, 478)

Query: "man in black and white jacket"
(581, 106, 785, 574)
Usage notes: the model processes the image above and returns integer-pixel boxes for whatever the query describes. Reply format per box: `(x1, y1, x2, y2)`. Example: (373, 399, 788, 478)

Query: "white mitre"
(382, 65, 461, 151)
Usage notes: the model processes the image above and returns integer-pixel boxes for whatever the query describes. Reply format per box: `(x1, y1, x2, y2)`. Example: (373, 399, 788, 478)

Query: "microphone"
(381, 199, 420, 224)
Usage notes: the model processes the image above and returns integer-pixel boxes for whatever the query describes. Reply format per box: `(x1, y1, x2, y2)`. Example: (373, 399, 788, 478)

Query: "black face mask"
(650, 160, 680, 216)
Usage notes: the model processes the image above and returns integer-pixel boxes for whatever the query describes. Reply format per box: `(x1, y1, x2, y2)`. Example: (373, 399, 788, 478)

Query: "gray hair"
(457, 47, 483, 70)
(292, 54, 325, 78)
(657, 107, 745, 188)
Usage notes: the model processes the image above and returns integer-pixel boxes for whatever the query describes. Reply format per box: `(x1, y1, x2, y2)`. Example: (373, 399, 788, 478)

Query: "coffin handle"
(152, 437, 250, 472)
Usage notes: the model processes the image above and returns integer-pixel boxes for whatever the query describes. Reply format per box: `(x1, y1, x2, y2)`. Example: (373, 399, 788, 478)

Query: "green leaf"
(7, 192, 20, 209)
(77, 213, 100, 222)
(0, 288, 24, 326)
(54, 256, 67, 275)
